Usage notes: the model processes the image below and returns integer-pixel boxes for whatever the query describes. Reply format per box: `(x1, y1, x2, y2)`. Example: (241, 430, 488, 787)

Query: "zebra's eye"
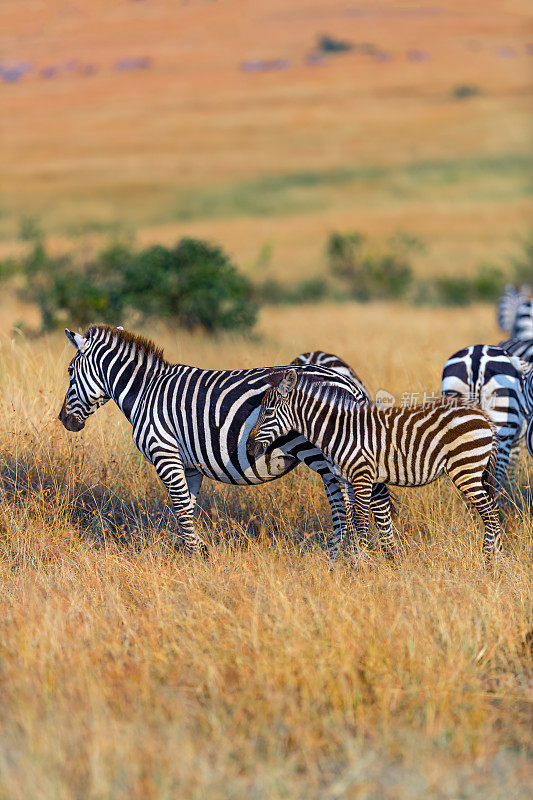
(264, 407, 275, 417)
(68, 365, 74, 376)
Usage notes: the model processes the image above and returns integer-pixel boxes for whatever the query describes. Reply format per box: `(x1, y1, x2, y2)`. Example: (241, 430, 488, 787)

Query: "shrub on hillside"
(16, 238, 258, 334)
(326, 230, 415, 300)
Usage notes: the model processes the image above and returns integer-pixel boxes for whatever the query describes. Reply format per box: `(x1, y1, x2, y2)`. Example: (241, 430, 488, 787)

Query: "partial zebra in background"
(248, 369, 502, 559)
(441, 344, 531, 499)
(292, 350, 393, 552)
(497, 284, 530, 334)
(499, 337, 533, 363)
(58, 326, 392, 558)
(511, 299, 533, 340)
(290, 351, 369, 395)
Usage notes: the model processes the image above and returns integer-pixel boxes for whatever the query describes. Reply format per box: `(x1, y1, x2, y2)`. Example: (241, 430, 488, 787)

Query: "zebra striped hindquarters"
(248, 369, 502, 560)
(58, 325, 382, 559)
(442, 344, 531, 500)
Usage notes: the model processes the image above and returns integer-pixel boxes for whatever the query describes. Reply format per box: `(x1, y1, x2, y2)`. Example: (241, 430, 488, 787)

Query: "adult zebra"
(441, 344, 531, 498)
(248, 369, 502, 559)
(497, 285, 530, 334)
(58, 326, 393, 557)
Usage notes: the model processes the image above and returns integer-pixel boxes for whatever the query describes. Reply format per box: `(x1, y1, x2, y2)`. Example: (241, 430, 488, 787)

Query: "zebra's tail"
(482, 424, 500, 500)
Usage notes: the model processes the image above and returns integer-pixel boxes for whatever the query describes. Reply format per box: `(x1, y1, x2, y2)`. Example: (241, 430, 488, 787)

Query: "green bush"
(433, 276, 474, 306)
(16, 237, 258, 334)
(471, 265, 506, 301)
(452, 84, 481, 100)
(318, 35, 353, 54)
(326, 230, 414, 301)
(253, 277, 328, 305)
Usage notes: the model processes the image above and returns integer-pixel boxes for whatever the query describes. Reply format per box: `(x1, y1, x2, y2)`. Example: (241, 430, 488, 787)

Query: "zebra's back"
(291, 351, 370, 398)
(499, 337, 533, 363)
(365, 401, 495, 487)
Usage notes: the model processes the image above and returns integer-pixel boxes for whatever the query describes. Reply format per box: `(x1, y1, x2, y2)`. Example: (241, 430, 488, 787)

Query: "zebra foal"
(248, 369, 502, 559)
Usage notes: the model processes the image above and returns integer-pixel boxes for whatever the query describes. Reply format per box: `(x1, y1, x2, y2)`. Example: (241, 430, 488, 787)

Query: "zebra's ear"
(65, 329, 88, 353)
(509, 355, 532, 375)
(278, 368, 298, 397)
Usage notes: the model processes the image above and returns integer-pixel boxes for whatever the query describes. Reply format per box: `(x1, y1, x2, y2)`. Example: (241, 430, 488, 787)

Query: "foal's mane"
(267, 368, 363, 408)
(85, 324, 168, 366)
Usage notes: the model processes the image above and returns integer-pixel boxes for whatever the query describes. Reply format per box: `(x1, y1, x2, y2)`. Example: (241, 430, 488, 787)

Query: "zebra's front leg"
(185, 468, 204, 519)
(505, 439, 522, 501)
(491, 436, 512, 507)
(154, 455, 209, 557)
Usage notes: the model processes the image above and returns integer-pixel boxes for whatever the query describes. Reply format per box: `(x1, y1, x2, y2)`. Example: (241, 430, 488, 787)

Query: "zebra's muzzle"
(58, 398, 85, 432)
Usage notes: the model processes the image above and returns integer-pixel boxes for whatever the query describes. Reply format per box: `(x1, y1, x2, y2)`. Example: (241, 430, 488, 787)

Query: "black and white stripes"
(441, 344, 530, 497)
(497, 285, 530, 335)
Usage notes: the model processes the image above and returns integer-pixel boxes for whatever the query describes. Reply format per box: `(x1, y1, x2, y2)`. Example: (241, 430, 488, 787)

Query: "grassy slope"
(1, 0, 532, 277)
(0, 304, 532, 798)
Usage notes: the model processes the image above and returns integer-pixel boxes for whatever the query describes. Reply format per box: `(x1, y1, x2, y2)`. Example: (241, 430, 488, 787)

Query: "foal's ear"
(65, 329, 88, 353)
(278, 368, 298, 397)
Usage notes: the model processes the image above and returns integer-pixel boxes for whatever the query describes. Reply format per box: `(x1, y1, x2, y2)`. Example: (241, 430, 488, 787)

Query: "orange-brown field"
(1, 1, 533, 797)
(1, 0, 532, 278)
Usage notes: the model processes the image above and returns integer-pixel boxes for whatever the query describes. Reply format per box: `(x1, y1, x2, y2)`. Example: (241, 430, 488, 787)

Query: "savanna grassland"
(1, 0, 532, 279)
(1, 304, 532, 799)
(1, 0, 533, 797)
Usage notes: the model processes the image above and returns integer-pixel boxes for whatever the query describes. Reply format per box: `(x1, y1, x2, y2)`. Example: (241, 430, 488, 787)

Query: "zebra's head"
(58, 328, 113, 431)
(248, 369, 298, 458)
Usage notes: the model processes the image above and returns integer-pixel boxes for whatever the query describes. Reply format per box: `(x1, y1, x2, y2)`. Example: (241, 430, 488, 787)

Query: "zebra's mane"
(85, 324, 168, 366)
(297, 374, 362, 411)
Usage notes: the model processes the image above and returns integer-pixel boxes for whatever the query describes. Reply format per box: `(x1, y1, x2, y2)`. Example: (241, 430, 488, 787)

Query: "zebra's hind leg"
(153, 454, 209, 557)
(453, 476, 503, 561)
(345, 482, 395, 555)
(351, 477, 373, 555)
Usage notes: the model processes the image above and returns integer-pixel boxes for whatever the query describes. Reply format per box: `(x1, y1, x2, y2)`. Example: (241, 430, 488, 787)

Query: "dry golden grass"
(1, 303, 532, 798)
